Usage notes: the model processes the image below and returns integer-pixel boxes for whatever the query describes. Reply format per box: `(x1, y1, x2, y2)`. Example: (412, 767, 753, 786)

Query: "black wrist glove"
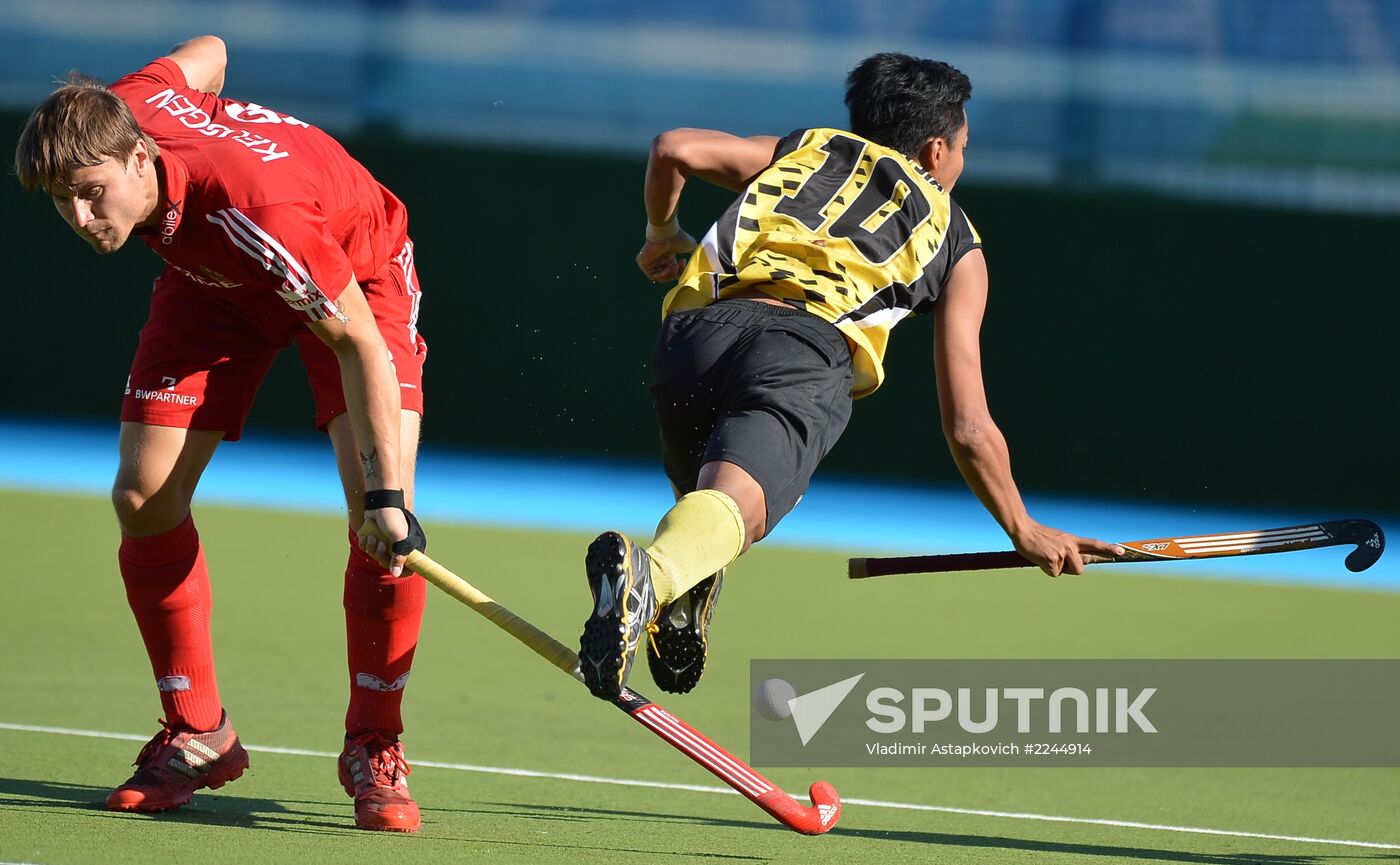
(363, 488, 428, 555)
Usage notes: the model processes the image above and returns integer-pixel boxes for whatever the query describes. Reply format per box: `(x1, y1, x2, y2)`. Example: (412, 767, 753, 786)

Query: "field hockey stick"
(848, 518, 1385, 579)
(359, 525, 841, 835)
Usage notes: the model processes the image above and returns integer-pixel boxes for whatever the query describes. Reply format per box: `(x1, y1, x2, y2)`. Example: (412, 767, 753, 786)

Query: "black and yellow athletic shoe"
(579, 531, 659, 700)
(647, 569, 724, 694)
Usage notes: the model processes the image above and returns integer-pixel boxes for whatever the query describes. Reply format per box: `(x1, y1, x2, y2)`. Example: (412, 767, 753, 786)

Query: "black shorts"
(649, 299, 854, 535)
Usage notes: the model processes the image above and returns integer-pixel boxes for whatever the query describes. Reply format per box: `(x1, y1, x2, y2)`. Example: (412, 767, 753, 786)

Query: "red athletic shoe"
(106, 713, 249, 812)
(338, 732, 420, 832)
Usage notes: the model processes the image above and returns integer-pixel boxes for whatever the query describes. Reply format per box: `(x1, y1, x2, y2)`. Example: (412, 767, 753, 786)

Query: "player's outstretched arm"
(167, 35, 227, 95)
(636, 129, 781, 282)
(649, 128, 781, 195)
(305, 281, 415, 575)
(932, 250, 1122, 576)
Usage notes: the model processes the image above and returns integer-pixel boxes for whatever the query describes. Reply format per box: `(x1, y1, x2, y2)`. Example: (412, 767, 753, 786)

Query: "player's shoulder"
(934, 196, 982, 289)
(786, 127, 900, 155)
(947, 196, 982, 246)
(116, 58, 217, 140)
(111, 57, 188, 98)
(773, 126, 859, 157)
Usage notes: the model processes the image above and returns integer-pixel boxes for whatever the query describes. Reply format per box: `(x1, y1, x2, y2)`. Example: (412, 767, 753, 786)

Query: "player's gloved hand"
(636, 217, 697, 283)
(360, 488, 427, 577)
(1011, 520, 1124, 577)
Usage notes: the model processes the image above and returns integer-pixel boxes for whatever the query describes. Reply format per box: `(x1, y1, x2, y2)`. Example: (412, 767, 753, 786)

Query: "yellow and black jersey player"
(665, 125, 983, 398)
(576, 53, 1125, 702)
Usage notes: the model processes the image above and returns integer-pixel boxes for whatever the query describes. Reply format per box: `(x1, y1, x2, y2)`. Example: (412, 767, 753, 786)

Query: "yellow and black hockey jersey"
(664, 127, 981, 398)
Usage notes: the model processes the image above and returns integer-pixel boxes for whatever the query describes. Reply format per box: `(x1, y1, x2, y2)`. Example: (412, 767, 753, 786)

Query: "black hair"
(844, 53, 971, 159)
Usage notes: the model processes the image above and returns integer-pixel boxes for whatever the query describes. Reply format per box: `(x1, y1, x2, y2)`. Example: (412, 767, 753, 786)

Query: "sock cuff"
(685, 489, 746, 551)
(646, 488, 747, 606)
(119, 514, 199, 567)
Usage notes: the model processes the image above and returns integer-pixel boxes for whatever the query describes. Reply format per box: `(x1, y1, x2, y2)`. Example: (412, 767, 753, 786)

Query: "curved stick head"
(757, 781, 841, 835)
(1338, 520, 1386, 573)
(804, 781, 842, 835)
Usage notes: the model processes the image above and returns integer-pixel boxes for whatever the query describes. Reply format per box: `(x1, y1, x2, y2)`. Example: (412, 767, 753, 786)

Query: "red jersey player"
(15, 36, 428, 832)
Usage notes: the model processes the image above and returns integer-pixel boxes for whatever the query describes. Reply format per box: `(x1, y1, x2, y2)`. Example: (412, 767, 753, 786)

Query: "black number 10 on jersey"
(773, 134, 933, 265)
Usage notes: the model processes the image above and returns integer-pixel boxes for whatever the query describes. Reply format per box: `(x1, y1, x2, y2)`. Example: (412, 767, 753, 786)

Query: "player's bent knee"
(732, 482, 769, 547)
(111, 482, 190, 536)
(742, 510, 767, 550)
(111, 483, 149, 525)
(696, 459, 769, 550)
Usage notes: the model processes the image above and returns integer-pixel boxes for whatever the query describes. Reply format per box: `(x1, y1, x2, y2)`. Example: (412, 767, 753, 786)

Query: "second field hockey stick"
(360, 525, 841, 835)
(848, 518, 1385, 579)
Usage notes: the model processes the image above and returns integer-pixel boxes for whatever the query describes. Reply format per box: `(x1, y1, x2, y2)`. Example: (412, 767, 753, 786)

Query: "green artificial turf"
(3, 490, 1397, 864)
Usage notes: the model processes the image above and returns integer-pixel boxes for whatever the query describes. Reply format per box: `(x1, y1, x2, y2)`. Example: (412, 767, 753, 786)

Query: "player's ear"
(918, 137, 943, 174)
(129, 138, 151, 175)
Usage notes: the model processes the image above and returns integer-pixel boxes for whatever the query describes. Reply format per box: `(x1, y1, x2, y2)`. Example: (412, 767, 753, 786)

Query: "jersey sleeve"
(772, 128, 812, 161)
(907, 199, 985, 314)
(111, 58, 188, 95)
(204, 202, 355, 322)
(945, 199, 983, 271)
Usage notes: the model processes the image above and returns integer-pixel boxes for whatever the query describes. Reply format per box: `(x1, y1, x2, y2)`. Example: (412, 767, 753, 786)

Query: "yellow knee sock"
(646, 490, 746, 606)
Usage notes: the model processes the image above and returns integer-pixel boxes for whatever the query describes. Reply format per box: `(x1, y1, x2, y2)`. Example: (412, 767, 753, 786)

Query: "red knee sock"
(118, 515, 224, 732)
(343, 530, 427, 737)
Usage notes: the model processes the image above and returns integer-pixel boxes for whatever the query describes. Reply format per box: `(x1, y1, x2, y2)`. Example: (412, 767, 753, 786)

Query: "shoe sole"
(647, 626, 704, 694)
(107, 745, 250, 813)
(647, 573, 722, 694)
(579, 532, 637, 700)
(354, 815, 420, 833)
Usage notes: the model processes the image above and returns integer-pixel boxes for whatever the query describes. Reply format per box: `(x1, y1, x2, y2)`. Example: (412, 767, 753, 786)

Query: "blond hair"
(13, 71, 160, 194)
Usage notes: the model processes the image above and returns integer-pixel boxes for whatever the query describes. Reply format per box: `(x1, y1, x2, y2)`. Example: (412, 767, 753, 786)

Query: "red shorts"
(121, 239, 426, 440)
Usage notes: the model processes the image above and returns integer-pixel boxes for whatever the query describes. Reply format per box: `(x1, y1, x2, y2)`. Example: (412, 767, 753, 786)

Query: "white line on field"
(2, 721, 1397, 851)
